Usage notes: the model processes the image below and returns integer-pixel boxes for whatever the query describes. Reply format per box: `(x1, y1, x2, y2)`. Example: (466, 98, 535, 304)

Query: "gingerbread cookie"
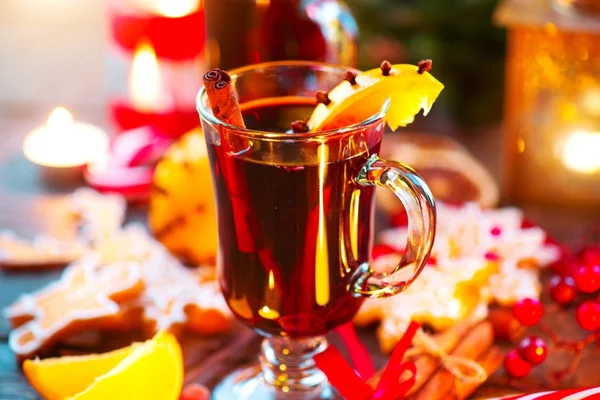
(357, 202, 561, 353)
(0, 230, 88, 270)
(69, 188, 126, 241)
(84, 221, 231, 337)
(5, 256, 143, 359)
(126, 255, 232, 337)
(0, 188, 125, 271)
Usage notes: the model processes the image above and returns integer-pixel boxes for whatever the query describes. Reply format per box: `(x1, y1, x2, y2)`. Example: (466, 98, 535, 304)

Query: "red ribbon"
(334, 322, 376, 380)
(314, 346, 375, 400)
(373, 321, 419, 400)
(315, 321, 420, 400)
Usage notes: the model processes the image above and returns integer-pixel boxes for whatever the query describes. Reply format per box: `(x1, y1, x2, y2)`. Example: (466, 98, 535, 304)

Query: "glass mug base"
(212, 336, 342, 400)
(212, 366, 341, 400)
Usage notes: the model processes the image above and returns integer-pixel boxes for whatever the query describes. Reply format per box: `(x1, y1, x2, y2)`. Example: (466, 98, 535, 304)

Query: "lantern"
(495, 0, 600, 208)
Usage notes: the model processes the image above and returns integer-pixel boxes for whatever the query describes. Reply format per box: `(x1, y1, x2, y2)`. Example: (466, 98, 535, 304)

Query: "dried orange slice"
(308, 61, 444, 131)
(24, 332, 183, 400)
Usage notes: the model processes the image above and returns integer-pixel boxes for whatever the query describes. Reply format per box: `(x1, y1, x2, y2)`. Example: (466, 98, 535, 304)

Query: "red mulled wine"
(206, 100, 382, 337)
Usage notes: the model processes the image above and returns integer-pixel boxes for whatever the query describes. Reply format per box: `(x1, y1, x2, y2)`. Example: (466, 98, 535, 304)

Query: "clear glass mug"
(196, 61, 436, 399)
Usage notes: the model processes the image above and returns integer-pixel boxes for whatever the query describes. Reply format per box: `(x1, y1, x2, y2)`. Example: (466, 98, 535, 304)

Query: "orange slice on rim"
(308, 61, 444, 131)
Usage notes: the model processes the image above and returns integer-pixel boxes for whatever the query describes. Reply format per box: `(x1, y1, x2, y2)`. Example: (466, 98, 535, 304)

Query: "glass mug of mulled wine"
(197, 61, 436, 399)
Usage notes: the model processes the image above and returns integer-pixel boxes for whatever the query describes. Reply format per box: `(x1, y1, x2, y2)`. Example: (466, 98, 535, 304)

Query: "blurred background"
(0, 0, 504, 128)
(1, 0, 599, 214)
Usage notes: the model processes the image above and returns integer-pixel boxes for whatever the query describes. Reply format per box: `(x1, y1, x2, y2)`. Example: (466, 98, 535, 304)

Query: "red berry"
(490, 226, 502, 236)
(583, 247, 600, 267)
(550, 255, 579, 276)
(576, 300, 600, 331)
(517, 336, 548, 366)
(549, 275, 577, 305)
(512, 298, 543, 326)
(372, 244, 398, 260)
(504, 349, 532, 378)
(427, 256, 437, 266)
(574, 264, 600, 293)
(484, 251, 501, 262)
(180, 384, 210, 400)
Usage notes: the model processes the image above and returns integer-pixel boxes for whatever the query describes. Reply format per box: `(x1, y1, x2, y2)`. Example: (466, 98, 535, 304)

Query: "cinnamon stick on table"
(409, 321, 495, 400)
(455, 346, 504, 400)
(487, 307, 526, 342)
(368, 318, 475, 395)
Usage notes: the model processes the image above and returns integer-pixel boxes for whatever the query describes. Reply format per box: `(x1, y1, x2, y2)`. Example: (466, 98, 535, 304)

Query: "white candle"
(23, 107, 109, 170)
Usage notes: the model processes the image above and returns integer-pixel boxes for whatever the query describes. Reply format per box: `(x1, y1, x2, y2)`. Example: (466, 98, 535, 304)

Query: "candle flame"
(561, 130, 600, 174)
(130, 41, 163, 113)
(47, 107, 73, 133)
(156, 0, 198, 18)
(268, 269, 275, 290)
(131, 0, 199, 18)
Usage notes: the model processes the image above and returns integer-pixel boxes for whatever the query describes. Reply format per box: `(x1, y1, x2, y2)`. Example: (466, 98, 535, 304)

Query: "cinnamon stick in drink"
(203, 69, 245, 127)
(202, 68, 284, 294)
(409, 322, 495, 400)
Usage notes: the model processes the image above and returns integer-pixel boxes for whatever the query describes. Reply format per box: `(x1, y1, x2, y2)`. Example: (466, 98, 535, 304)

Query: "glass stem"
(260, 336, 328, 392)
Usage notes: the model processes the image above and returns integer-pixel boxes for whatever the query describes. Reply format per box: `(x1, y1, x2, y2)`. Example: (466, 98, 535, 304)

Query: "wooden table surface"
(1, 109, 599, 400)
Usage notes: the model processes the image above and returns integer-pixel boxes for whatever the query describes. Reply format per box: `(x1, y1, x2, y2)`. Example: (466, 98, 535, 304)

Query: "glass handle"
(351, 154, 436, 298)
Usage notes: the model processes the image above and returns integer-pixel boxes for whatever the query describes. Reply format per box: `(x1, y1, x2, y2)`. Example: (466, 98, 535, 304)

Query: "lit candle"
(129, 41, 173, 113)
(23, 107, 109, 185)
(560, 129, 600, 174)
(110, 39, 198, 136)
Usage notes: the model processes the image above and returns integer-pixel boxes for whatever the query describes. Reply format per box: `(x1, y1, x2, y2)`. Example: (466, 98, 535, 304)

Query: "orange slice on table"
(308, 61, 444, 131)
(24, 331, 183, 400)
(24, 343, 141, 400)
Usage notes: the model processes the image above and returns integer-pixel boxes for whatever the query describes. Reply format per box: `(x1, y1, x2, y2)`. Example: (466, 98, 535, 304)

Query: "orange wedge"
(69, 331, 183, 400)
(24, 343, 141, 400)
(308, 61, 444, 131)
(24, 332, 183, 400)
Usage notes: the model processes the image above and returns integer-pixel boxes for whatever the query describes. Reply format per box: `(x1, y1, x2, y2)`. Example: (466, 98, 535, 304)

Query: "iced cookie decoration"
(149, 128, 218, 265)
(0, 231, 88, 270)
(6, 257, 144, 359)
(69, 188, 127, 241)
(308, 60, 444, 131)
(127, 259, 232, 337)
(0, 188, 127, 271)
(356, 202, 561, 353)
